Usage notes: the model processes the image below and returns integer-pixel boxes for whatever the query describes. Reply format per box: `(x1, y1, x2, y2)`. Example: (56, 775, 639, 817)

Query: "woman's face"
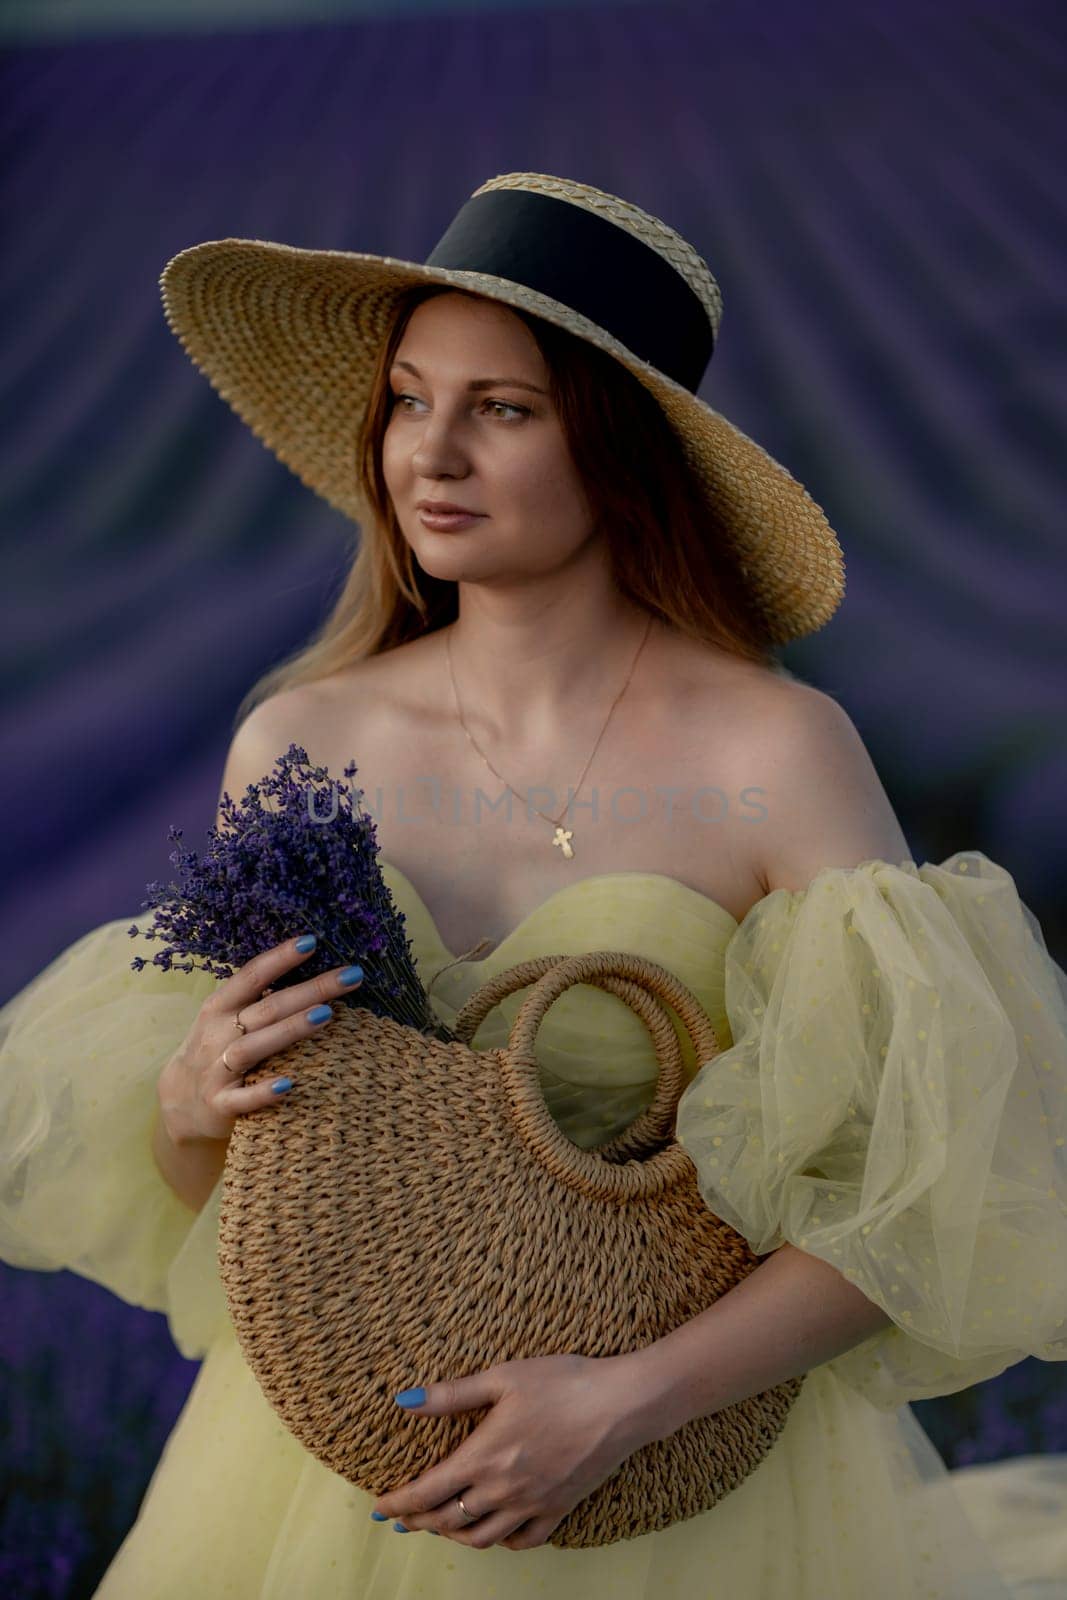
(381, 291, 598, 584)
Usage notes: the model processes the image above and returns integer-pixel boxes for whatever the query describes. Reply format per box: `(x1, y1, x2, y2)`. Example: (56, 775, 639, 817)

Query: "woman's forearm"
(151, 1106, 228, 1213)
(620, 1242, 893, 1444)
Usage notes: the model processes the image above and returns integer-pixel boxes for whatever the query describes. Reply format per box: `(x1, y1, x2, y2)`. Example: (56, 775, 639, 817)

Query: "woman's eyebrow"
(391, 359, 546, 394)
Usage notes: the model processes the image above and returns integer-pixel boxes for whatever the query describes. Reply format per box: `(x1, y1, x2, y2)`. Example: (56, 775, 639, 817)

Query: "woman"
(2, 172, 1065, 1597)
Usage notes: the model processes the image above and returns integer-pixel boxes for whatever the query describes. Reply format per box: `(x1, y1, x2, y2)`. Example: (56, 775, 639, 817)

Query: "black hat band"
(424, 188, 715, 394)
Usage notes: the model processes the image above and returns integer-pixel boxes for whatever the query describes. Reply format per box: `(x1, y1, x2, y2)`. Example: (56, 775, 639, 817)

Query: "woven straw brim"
(159, 238, 846, 645)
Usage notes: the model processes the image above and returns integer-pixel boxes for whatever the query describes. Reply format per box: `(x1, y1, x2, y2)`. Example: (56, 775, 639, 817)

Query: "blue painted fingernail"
(295, 935, 317, 953)
(339, 965, 364, 985)
(369, 1511, 388, 1522)
(393, 1522, 410, 1532)
(395, 1387, 425, 1407)
(271, 1077, 293, 1094)
(307, 1004, 333, 1024)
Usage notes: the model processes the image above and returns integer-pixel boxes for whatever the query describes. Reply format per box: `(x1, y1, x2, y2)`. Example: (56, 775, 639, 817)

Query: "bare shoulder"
(303, 639, 435, 724)
(230, 682, 325, 760)
(734, 673, 911, 895)
(215, 683, 331, 824)
(215, 653, 409, 817)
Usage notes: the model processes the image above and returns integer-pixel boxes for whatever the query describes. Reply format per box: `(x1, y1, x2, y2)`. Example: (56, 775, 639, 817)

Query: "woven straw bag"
(218, 949, 807, 1548)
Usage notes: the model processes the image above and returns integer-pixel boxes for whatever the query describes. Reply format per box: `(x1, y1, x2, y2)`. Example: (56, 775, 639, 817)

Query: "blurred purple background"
(1, 0, 1065, 1594)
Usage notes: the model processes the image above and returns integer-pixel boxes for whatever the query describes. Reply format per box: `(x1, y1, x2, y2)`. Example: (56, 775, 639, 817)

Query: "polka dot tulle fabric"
(673, 853, 1067, 1412)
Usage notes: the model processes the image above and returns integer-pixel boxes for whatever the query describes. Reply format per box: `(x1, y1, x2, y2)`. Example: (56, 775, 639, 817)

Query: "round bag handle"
(451, 950, 723, 1201)
(449, 950, 691, 1158)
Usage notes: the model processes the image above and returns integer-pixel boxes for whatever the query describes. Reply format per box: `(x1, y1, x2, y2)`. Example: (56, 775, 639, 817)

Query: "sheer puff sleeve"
(0, 918, 230, 1360)
(674, 851, 1067, 1411)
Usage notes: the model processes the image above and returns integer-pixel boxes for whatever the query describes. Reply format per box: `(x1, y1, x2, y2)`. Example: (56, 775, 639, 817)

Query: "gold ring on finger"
(221, 1046, 242, 1075)
(235, 985, 273, 1033)
(456, 1495, 483, 1523)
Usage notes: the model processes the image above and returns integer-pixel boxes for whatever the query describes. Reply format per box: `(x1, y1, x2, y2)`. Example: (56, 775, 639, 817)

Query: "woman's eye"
(483, 399, 527, 419)
(390, 393, 528, 421)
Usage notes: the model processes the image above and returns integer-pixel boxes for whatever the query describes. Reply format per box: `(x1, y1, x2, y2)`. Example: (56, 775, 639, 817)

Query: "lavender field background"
(1, 0, 1066, 1594)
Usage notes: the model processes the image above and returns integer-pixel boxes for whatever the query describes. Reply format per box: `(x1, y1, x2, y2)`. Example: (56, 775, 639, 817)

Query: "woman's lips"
(418, 509, 486, 530)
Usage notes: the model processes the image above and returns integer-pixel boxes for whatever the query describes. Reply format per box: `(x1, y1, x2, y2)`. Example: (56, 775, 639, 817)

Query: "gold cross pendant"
(552, 825, 574, 860)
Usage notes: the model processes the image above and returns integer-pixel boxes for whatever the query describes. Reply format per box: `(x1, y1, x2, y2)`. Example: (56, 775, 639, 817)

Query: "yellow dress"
(2, 850, 1066, 1599)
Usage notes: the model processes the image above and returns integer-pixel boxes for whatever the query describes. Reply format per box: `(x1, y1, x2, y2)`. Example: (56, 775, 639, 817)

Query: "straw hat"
(159, 171, 846, 644)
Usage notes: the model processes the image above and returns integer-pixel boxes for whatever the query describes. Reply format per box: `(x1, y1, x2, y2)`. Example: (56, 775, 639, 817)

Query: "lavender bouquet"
(128, 743, 454, 1041)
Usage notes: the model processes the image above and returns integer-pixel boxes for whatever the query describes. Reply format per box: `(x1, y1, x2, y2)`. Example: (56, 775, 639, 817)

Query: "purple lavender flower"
(128, 744, 453, 1039)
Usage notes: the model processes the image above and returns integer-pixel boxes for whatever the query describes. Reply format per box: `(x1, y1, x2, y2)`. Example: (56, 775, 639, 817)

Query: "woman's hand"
(371, 1352, 652, 1550)
(156, 934, 364, 1145)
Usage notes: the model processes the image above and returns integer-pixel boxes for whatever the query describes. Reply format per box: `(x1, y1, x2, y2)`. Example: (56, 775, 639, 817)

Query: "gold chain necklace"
(444, 612, 655, 860)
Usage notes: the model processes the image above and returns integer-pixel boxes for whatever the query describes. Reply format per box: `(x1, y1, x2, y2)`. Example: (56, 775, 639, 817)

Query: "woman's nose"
(410, 413, 470, 475)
